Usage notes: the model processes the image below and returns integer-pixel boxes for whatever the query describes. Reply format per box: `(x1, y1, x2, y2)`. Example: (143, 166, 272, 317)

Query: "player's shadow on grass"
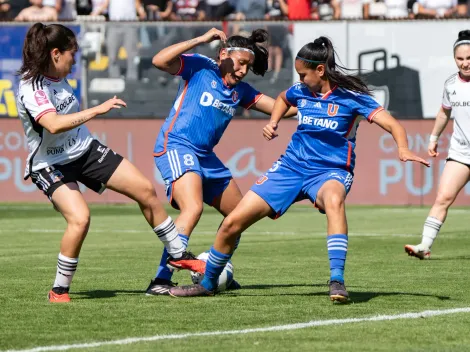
(309, 291, 451, 304)
(73, 290, 144, 299)
(428, 255, 470, 261)
(241, 283, 329, 290)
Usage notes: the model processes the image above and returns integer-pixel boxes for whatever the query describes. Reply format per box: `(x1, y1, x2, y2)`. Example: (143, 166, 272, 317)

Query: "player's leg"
(312, 171, 353, 303)
(405, 160, 470, 259)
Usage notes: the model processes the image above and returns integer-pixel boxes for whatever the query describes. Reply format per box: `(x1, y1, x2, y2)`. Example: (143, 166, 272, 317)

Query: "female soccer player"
(168, 36, 430, 302)
(405, 30, 470, 260)
(147, 28, 296, 295)
(16, 23, 203, 303)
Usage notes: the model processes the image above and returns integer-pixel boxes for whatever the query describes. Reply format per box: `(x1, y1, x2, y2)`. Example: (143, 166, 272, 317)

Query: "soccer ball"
(190, 251, 234, 292)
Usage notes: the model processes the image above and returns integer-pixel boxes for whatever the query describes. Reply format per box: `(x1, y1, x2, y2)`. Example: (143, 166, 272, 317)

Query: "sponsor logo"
(199, 92, 236, 117)
(255, 175, 268, 185)
(34, 90, 49, 106)
(451, 101, 470, 107)
(46, 146, 64, 155)
(314, 102, 322, 108)
(56, 95, 76, 112)
(297, 112, 339, 129)
(49, 169, 64, 183)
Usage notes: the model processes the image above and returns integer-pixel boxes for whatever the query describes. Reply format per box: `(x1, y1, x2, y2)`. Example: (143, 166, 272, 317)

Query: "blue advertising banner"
(0, 24, 81, 118)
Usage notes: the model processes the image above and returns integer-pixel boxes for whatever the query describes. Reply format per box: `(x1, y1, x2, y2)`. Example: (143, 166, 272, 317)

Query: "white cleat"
(405, 244, 431, 260)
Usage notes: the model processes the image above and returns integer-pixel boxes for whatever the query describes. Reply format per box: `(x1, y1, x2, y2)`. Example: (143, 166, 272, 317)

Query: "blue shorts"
(250, 157, 354, 219)
(154, 144, 232, 209)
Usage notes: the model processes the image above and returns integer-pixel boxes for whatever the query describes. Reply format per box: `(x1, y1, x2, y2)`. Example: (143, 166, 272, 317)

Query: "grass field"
(1, 203, 470, 351)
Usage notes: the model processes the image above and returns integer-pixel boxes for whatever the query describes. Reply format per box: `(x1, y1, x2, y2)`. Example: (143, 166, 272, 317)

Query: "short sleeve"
(175, 54, 217, 81)
(285, 83, 304, 107)
(239, 83, 263, 110)
(351, 93, 384, 123)
(20, 81, 56, 122)
(442, 86, 451, 110)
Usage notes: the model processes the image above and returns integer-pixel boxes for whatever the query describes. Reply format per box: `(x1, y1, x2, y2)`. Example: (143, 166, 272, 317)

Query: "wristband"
(429, 135, 439, 143)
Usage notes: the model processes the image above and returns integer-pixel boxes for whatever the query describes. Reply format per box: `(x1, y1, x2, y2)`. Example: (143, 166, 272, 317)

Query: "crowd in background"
(1, 0, 469, 22)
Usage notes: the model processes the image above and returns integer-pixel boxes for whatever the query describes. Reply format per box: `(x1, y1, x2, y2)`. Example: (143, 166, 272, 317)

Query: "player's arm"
(427, 106, 451, 157)
(252, 94, 297, 117)
(152, 28, 227, 74)
(38, 97, 126, 134)
(372, 110, 430, 167)
(262, 91, 291, 141)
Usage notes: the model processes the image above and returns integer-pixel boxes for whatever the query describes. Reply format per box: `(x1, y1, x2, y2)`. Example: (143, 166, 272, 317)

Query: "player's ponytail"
(296, 36, 371, 95)
(454, 30, 470, 54)
(18, 23, 78, 82)
(221, 28, 269, 76)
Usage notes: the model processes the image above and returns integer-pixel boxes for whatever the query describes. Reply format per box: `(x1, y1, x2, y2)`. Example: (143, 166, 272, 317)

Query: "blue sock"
(234, 236, 241, 251)
(155, 234, 189, 280)
(201, 246, 232, 291)
(327, 234, 348, 283)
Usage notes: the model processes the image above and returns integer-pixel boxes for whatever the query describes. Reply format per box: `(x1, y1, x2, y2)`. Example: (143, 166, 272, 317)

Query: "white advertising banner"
(294, 21, 468, 118)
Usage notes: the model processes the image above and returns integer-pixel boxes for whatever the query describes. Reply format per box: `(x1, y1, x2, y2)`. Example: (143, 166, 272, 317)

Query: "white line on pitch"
(4, 307, 470, 352)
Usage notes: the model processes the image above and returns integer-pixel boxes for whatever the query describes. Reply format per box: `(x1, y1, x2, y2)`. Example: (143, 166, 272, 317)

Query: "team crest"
(211, 80, 217, 89)
(49, 169, 64, 183)
(298, 99, 307, 108)
(232, 91, 238, 103)
(327, 103, 339, 117)
(34, 90, 49, 106)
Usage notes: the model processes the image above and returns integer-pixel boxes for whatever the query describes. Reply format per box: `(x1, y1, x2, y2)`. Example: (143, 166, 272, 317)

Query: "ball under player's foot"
(169, 284, 215, 297)
(404, 244, 431, 260)
(329, 280, 349, 303)
(48, 287, 71, 303)
(166, 251, 206, 273)
(145, 278, 178, 296)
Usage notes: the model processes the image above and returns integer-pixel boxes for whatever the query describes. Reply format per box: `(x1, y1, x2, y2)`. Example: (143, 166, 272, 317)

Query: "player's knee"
(218, 216, 241, 238)
(180, 201, 203, 222)
(137, 179, 158, 205)
(324, 193, 345, 212)
(435, 191, 455, 208)
(68, 211, 91, 234)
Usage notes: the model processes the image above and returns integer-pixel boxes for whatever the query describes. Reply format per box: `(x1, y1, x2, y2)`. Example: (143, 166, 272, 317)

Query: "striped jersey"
(284, 82, 383, 173)
(16, 75, 93, 179)
(154, 54, 263, 156)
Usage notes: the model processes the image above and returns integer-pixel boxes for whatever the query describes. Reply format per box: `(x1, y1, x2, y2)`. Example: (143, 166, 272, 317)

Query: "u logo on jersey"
(327, 103, 339, 117)
(232, 91, 238, 103)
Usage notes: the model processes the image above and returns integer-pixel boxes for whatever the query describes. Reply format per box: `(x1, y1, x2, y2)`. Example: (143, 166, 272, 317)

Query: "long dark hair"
(219, 29, 269, 76)
(296, 36, 371, 95)
(18, 23, 78, 82)
(454, 30, 470, 55)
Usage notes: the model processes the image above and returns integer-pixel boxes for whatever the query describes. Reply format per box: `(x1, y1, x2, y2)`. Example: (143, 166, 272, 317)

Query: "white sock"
(153, 216, 184, 259)
(53, 253, 78, 289)
(421, 216, 443, 249)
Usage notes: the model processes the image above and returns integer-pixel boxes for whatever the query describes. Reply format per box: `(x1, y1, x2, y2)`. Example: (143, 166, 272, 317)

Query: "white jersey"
(442, 73, 470, 164)
(16, 75, 93, 179)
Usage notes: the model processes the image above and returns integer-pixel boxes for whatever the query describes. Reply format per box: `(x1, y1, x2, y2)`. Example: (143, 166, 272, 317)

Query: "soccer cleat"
(169, 283, 215, 297)
(48, 287, 71, 303)
(405, 244, 431, 260)
(329, 280, 349, 303)
(167, 251, 206, 274)
(145, 278, 177, 296)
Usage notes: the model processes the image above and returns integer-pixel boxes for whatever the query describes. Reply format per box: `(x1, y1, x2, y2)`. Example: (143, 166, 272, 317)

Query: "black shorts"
(30, 140, 124, 199)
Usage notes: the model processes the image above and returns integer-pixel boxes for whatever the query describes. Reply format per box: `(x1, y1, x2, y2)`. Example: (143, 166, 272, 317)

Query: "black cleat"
(145, 278, 177, 296)
(226, 279, 242, 291)
(329, 280, 349, 303)
(169, 284, 214, 297)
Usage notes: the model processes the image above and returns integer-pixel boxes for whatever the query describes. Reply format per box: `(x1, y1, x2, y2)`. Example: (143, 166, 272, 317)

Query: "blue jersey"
(284, 83, 383, 173)
(154, 54, 262, 156)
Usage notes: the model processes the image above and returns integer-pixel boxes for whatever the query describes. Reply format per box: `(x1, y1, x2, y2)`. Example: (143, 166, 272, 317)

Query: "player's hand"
(95, 96, 127, 115)
(428, 141, 439, 157)
(263, 120, 279, 141)
(199, 28, 227, 44)
(398, 147, 430, 167)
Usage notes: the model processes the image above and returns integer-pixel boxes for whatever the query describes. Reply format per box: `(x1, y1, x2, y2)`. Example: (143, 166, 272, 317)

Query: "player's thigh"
(250, 159, 303, 219)
(315, 180, 347, 212)
(211, 179, 243, 217)
(313, 170, 352, 211)
(172, 172, 204, 210)
(436, 160, 470, 203)
(50, 182, 90, 226)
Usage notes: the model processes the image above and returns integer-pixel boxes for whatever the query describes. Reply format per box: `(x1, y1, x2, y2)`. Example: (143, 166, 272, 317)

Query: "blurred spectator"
(58, 0, 77, 20)
(234, 0, 265, 19)
(379, 0, 409, 18)
(205, 0, 234, 19)
(280, 0, 311, 19)
(15, 0, 59, 21)
(0, 0, 11, 20)
(76, 0, 92, 15)
(143, 0, 172, 20)
(311, 0, 340, 19)
(413, 0, 458, 17)
(171, 0, 206, 20)
(265, 0, 288, 84)
(94, 0, 145, 81)
(457, 0, 468, 15)
(336, 0, 369, 18)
